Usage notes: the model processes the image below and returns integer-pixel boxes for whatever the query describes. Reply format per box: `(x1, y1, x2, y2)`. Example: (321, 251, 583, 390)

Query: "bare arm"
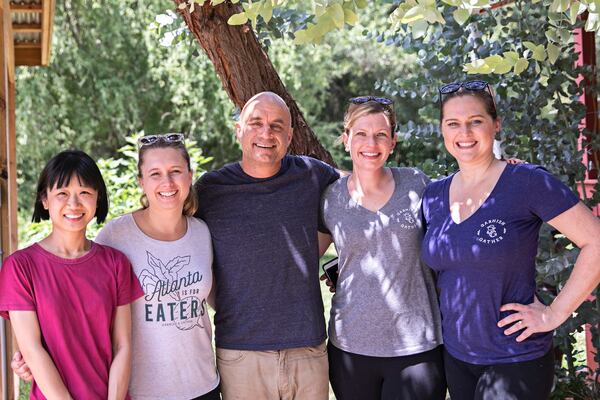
(9, 311, 73, 399)
(318, 232, 332, 258)
(107, 304, 133, 400)
(499, 203, 600, 341)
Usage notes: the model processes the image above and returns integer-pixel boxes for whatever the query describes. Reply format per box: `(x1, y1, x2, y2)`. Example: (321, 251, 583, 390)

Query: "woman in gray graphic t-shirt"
(320, 98, 445, 400)
(94, 134, 220, 400)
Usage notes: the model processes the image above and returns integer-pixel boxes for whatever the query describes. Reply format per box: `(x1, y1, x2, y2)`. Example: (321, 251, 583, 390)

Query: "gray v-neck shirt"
(321, 167, 443, 357)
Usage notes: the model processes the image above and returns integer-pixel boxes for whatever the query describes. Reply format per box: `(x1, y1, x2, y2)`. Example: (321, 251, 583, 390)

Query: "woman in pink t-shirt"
(0, 150, 144, 399)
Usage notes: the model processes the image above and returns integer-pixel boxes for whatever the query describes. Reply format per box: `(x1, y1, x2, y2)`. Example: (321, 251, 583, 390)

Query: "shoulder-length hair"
(32, 150, 109, 223)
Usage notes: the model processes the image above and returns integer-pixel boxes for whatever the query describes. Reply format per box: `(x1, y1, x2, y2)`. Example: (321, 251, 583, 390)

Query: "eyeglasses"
(138, 133, 185, 148)
(349, 96, 393, 106)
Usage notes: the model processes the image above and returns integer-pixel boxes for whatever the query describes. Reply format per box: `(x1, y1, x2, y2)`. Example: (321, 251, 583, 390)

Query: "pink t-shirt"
(0, 241, 144, 400)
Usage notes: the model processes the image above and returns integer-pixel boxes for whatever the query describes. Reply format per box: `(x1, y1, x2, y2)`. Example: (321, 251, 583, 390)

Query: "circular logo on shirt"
(476, 219, 507, 244)
(397, 208, 418, 229)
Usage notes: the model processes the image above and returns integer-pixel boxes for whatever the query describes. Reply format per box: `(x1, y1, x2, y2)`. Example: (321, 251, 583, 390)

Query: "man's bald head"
(235, 91, 294, 178)
(240, 92, 291, 126)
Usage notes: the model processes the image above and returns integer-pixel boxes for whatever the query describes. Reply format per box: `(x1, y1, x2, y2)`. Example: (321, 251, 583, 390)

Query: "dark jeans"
(444, 348, 554, 400)
(328, 342, 446, 400)
(190, 385, 221, 400)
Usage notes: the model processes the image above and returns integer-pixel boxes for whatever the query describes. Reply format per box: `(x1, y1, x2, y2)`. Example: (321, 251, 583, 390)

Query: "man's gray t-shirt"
(321, 167, 443, 357)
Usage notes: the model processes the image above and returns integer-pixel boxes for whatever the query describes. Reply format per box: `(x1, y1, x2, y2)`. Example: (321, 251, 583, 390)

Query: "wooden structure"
(0, 1, 54, 399)
(574, 23, 599, 374)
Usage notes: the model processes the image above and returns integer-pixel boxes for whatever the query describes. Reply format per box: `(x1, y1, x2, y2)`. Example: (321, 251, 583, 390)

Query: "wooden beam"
(3, 0, 13, 85)
(0, 3, 18, 400)
(12, 23, 41, 33)
(6, 42, 16, 259)
(14, 42, 40, 49)
(41, 0, 54, 65)
(14, 46, 39, 65)
(10, 3, 42, 12)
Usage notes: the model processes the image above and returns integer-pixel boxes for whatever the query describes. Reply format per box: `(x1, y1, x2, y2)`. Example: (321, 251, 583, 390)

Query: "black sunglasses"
(439, 80, 490, 95)
(138, 133, 185, 148)
(349, 96, 393, 106)
(438, 80, 497, 113)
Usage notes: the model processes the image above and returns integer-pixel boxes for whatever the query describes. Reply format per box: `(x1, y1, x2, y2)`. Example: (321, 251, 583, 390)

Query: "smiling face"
(138, 147, 193, 212)
(236, 93, 293, 178)
(440, 95, 500, 166)
(344, 112, 396, 172)
(42, 175, 98, 235)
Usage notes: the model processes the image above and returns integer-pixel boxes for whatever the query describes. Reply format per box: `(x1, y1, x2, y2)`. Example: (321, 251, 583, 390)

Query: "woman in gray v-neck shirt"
(321, 97, 445, 400)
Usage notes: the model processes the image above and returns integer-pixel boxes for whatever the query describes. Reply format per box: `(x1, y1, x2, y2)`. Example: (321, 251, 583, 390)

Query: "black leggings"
(328, 342, 446, 400)
(444, 348, 554, 400)
(190, 385, 221, 400)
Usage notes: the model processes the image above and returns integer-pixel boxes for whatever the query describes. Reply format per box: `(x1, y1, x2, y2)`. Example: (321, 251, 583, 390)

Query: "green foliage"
(16, 0, 235, 212)
(213, 0, 600, 74)
(18, 379, 30, 400)
(18, 134, 212, 248)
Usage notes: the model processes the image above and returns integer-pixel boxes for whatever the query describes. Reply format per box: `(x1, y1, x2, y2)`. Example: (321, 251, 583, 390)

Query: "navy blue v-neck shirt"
(421, 163, 579, 364)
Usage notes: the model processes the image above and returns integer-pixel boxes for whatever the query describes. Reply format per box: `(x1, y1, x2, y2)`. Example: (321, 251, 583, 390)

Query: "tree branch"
(172, 0, 336, 166)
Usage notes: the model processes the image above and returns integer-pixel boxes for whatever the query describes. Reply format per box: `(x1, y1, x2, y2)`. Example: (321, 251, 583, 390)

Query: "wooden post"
(0, 0, 17, 398)
(574, 17, 599, 374)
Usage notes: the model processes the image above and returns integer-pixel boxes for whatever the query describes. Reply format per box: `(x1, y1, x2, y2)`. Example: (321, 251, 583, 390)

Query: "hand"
(319, 273, 336, 293)
(498, 297, 564, 342)
(506, 158, 526, 164)
(11, 351, 33, 381)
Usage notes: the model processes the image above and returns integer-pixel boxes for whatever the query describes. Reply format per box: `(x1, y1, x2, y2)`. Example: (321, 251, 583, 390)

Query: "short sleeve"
(318, 186, 332, 235)
(311, 158, 338, 234)
(95, 223, 113, 247)
(193, 175, 207, 219)
(421, 183, 434, 227)
(419, 170, 432, 188)
(325, 165, 340, 188)
(0, 255, 36, 319)
(527, 167, 579, 222)
(315, 159, 340, 193)
(114, 253, 144, 306)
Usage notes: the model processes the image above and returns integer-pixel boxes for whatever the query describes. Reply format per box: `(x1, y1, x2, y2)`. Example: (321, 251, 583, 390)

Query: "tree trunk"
(173, 0, 335, 166)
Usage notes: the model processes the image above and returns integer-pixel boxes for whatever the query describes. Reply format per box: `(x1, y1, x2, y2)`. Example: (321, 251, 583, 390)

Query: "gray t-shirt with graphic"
(96, 214, 219, 399)
(321, 167, 443, 357)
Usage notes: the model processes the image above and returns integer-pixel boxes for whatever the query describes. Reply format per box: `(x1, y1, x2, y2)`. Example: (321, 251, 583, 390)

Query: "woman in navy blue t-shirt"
(421, 80, 600, 400)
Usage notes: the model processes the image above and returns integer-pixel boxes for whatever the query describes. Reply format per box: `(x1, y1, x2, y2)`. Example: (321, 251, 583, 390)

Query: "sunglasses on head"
(438, 80, 497, 113)
(349, 96, 393, 106)
(138, 133, 185, 148)
(439, 80, 490, 95)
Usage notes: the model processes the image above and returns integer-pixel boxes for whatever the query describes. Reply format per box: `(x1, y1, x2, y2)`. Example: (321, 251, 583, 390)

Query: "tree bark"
(173, 0, 335, 166)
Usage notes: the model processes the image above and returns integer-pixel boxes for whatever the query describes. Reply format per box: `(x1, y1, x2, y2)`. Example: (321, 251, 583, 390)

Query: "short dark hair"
(32, 150, 109, 223)
(440, 89, 498, 123)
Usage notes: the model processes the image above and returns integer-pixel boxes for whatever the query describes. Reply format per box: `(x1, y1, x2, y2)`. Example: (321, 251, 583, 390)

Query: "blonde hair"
(340, 100, 396, 143)
(138, 141, 198, 216)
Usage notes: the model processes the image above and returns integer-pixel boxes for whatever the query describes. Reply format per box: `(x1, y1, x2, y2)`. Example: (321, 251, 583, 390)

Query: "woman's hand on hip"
(498, 296, 565, 342)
